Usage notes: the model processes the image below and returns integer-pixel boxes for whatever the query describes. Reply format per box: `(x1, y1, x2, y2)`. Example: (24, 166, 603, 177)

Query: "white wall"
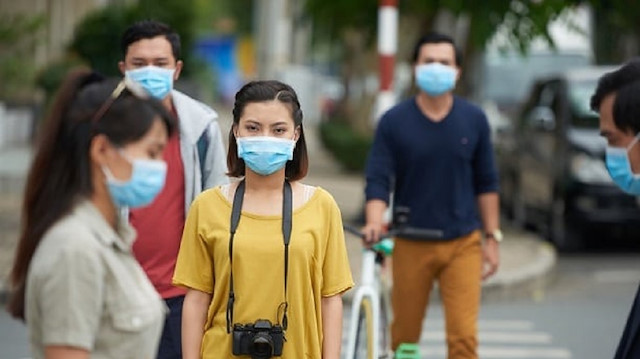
(0, 103, 33, 149)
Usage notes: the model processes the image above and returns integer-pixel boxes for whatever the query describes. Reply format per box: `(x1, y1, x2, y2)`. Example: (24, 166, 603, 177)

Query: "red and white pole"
(374, 0, 398, 124)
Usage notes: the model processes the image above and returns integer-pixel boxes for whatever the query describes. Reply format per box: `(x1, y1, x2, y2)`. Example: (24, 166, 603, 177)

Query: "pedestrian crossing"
(342, 309, 573, 359)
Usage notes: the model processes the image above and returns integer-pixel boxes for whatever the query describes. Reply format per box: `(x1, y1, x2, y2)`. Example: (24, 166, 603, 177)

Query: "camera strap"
(226, 179, 292, 333)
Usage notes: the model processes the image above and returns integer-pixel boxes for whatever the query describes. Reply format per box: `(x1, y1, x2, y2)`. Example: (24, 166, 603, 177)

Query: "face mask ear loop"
(102, 165, 118, 182)
(628, 133, 640, 152)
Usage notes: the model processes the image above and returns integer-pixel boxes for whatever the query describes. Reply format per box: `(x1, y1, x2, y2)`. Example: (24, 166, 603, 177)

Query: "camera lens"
(251, 334, 274, 358)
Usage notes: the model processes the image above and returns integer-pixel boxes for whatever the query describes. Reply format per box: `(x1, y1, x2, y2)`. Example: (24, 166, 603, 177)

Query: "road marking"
(422, 330, 552, 344)
(594, 270, 640, 284)
(421, 317, 572, 358)
(425, 319, 535, 331)
(422, 346, 572, 358)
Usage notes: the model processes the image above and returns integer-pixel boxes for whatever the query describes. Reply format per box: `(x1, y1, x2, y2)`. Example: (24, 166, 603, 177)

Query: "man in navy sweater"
(363, 32, 501, 358)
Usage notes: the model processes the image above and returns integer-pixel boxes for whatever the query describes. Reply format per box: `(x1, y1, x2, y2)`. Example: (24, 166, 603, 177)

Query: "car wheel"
(511, 187, 527, 229)
(502, 174, 527, 228)
(549, 197, 582, 252)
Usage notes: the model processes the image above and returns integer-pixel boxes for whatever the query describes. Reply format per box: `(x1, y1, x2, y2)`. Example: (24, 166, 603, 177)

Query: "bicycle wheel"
(353, 297, 374, 359)
(378, 291, 391, 357)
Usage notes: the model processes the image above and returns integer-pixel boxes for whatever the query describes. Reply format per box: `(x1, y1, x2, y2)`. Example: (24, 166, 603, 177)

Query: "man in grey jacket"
(118, 20, 228, 359)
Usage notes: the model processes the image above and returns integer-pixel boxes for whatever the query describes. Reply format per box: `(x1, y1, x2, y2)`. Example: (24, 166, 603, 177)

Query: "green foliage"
(307, 0, 570, 54)
(305, 0, 378, 42)
(319, 120, 372, 172)
(70, 0, 198, 77)
(35, 56, 87, 102)
(0, 13, 45, 102)
(69, 5, 134, 77)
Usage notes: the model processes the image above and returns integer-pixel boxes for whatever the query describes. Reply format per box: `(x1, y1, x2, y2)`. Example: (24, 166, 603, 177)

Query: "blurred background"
(2, 0, 638, 250)
(2, 1, 640, 358)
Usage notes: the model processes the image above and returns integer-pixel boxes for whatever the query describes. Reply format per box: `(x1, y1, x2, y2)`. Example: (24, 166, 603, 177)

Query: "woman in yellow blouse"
(173, 80, 353, 358)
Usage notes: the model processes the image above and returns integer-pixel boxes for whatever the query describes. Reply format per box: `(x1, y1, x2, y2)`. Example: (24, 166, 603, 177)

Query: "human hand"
(361, 222, 384, 246)
(482, 238, 500, 280)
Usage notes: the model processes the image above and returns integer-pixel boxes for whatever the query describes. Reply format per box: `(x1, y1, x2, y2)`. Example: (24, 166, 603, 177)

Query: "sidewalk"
(0, 124, 557, 304)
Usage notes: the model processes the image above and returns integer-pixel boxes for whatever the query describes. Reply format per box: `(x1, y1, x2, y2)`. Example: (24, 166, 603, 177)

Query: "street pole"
(374, 0, 398, 124)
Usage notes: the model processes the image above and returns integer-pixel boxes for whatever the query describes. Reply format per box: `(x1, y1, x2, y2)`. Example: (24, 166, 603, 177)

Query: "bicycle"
(343, 222, 443, 359)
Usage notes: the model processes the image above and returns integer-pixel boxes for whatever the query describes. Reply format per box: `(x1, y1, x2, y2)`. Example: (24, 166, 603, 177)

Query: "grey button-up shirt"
(26, 200, 166, 359)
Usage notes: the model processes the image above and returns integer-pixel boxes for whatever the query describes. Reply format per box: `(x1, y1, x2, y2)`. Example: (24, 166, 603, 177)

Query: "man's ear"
(118, 61, 126, 76)
(173, 60, 183, 81)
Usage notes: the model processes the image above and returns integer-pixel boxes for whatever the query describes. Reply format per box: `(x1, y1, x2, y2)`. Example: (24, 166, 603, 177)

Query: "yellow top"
(173, 186, 354, 358)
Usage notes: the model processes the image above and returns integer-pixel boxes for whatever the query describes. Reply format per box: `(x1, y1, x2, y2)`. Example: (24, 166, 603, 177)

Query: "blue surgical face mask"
(103, 152, 168, 208)
(125, 66, 175, 99)
(237, 136, 295, 176)
(415, 63, 457, 96)
(605, 133, 640, 195)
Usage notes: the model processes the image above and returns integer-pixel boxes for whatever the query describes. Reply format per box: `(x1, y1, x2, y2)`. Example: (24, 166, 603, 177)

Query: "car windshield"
(569, 79, 599, 128)
(482, 52, 591, 107)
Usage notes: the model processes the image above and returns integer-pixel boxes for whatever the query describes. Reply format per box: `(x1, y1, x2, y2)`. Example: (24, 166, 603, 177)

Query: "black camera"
(232, 319, 284, 358)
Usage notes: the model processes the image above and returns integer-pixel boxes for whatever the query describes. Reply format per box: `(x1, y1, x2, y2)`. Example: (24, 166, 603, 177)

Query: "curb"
(481, 239, 557, 302)
(0, 280, 7, 305)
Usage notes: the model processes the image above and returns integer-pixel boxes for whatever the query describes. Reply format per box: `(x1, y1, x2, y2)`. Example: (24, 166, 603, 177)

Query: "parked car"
(498, 66, 640, 251)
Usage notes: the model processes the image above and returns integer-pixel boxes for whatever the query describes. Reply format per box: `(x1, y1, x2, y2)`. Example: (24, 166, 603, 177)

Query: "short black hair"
(591, 59, 640, 133)
(411, 32, 463, 66)
(121, 20, 181, 61)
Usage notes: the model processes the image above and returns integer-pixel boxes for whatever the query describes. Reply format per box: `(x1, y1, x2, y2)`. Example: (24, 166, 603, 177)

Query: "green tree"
(305, 0, 573, 126)
(585, 0, 640, 63)
(70, 0, 198, 77)
(0, 13, 45, 102)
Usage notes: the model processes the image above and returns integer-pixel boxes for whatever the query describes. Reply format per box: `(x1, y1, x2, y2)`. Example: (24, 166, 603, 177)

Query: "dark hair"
(590, 59, 640, 134)
(121, 20, 181, 61)
(227, 80, 308, 181)
(6, 69, 175, 320)
(411, 32, 463, 66)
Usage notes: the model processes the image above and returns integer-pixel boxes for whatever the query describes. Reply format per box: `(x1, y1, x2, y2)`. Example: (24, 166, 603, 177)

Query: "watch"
(485, 229, 504, 242)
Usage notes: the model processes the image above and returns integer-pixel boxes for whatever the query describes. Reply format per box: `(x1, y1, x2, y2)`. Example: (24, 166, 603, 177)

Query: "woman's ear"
(232, 123, 239, 138)
(294, 126, 301, 142)
(89, 134, 111, 167)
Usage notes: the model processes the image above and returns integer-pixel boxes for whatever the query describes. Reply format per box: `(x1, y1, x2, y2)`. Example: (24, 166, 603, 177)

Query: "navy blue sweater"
(365, 96, 499, 240)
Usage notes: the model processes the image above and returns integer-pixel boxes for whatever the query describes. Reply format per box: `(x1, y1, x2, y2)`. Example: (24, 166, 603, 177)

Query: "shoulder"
(307, 187, 340, 212)
(453, 97, 487, 119)
(382, 98, 416, 121)
(193, 185, 228, 207)
(172, 90, 219, 120)
(31, 213, 102, 274)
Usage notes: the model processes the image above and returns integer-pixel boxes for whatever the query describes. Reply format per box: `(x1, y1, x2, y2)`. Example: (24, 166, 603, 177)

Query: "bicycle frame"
(342, 223, 441, 358)
(344, 246, 388, 358)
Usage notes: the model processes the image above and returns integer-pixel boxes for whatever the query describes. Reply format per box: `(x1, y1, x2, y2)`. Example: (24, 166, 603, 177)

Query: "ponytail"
(6, 69, 102, 319)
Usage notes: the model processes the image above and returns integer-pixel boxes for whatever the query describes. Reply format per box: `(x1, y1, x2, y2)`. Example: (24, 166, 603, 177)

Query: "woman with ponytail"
(6, 69, 176, 359)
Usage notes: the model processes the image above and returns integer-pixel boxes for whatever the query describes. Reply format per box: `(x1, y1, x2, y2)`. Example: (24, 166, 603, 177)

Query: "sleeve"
(473, 112, 500, 194)
(203, 120, 230, 189)
(321, 196, 354, 297)
(37, 243, 104, 349)
(365, 113, 395, 203)
(173, 195, 215, 293)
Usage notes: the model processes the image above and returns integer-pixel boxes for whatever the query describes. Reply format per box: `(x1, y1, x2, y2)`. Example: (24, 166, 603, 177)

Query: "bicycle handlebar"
(343, 224, 445, 256)
(343, 224, 444, 241)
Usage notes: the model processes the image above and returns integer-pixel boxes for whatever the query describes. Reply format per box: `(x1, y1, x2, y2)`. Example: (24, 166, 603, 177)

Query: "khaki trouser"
(391, 230, 482, 359)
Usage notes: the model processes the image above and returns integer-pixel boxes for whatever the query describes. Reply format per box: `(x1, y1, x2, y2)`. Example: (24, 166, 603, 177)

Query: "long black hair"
(7, 69, 175, 320)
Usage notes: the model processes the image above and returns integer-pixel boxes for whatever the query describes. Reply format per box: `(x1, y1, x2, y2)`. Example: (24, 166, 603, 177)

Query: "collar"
(171, 90, 218, 144)
(73, 200, 136, 252)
